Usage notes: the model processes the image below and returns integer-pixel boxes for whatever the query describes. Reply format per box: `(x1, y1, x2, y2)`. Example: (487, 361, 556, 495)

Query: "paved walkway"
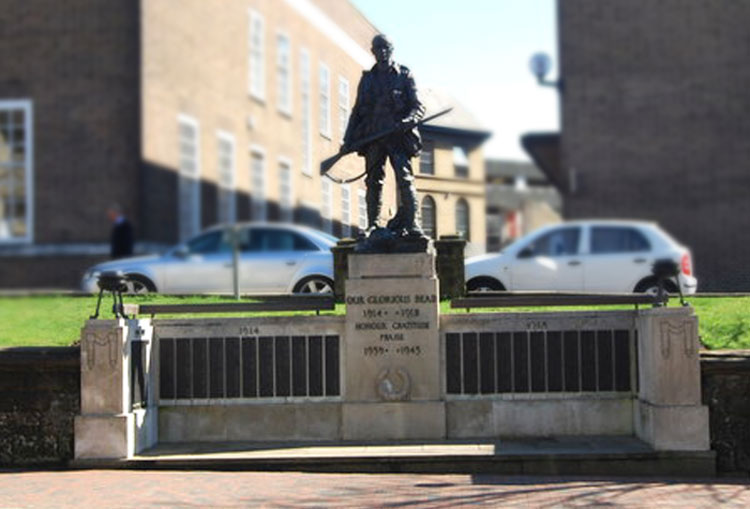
(1, 470, 748, 507)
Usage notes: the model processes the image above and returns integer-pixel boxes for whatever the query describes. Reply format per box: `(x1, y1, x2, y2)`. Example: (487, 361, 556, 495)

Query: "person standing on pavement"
(107, 203, 134, 259)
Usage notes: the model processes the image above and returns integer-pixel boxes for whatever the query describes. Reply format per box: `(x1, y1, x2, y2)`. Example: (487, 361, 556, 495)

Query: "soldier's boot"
(399, 182, 424, 238)
(366, 185, 383, 234)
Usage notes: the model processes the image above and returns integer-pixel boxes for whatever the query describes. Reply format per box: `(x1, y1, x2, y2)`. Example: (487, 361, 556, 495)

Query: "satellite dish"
(529, 52, 552, 80)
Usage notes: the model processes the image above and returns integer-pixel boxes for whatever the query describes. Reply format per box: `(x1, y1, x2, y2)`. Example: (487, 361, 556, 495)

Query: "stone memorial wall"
(71, 251, 712, 461)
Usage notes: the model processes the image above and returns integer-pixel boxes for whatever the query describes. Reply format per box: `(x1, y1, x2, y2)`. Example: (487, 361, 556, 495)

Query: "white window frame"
(276, 31, 292, 116)
(248, 9, 265, 101)
(249, 145, 267, 221)
(453, 146, 470, 178)
(321, 177, 332, 234)
(421, 195, 436, 239)
(338, 76, 350, 142)
(341, 183, 351, 237)
(177, 114, 201, 241)
(216, 130, 236, 225)
(456, 198, 470, 241)
(0, 99, 34, 244)
(300, 48, 312, 176)
(319, 63, 331, 138)
(419, 139, 435, 175)
(279, 156, 293, 222)
(357, 188, 367, 231)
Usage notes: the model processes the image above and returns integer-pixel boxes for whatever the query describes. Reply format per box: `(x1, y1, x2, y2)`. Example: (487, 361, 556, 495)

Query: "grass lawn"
(0, 294, 748, 350)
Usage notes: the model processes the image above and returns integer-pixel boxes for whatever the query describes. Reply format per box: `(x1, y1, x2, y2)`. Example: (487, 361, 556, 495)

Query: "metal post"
(232, 224, 240, 300)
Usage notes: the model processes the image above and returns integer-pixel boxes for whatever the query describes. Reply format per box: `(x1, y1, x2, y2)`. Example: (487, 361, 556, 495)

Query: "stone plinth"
(343, 252, 442, 439)
(79, 320, 129, 415)
(634, 308, 710, 451)
(74, 318, 156, 459)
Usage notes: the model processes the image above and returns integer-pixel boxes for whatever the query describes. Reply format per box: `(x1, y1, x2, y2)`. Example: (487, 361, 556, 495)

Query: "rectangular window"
(178, 115, 200, 241)
(338, 76, 350, 142)
(454, 146, 469, 178)
(357, 188, 367, 231)
(217, 132, 236, 224)
(341, 184, 350, 237)
(276, 32, 292, 115)
(250, 148, 266, 221)
(300, 49, 312, 176)
(591, 227, 651, 254)
(248, 10, 265, 101)
(526, 227, 581, 257)
(419, 140, 435, 175)
(0, 100, 33, 243)
(279, 158, 293, 222)
(321, 177, 332, 234)
(319, 63, 331, 138)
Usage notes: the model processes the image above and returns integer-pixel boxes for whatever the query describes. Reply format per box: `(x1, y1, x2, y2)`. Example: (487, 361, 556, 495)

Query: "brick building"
(0, 0, 488, 288)
(527, 0, 750, 291)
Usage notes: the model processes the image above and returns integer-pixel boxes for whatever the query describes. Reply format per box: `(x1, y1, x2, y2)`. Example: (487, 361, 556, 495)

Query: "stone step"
(71, 436, 716, 477)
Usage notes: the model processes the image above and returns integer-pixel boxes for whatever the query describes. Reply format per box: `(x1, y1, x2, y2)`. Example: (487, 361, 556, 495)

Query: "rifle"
(320, 107, 453, 184)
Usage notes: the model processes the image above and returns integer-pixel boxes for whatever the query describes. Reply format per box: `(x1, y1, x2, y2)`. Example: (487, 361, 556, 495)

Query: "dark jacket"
(110, 219, 134, 259)
(344, 62, 426, 158)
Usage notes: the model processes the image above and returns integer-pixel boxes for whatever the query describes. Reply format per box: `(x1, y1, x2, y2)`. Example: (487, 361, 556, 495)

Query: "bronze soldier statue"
(342, 34, 427, 244)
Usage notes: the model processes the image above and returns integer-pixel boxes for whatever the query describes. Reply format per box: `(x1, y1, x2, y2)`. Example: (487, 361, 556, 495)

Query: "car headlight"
(84, 270, 101, 280)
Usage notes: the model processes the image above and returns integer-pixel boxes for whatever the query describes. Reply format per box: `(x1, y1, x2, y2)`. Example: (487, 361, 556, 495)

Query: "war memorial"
(73, 35, 713, 476)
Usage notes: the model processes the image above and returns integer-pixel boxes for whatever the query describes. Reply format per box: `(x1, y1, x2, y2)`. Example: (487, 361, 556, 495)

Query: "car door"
(509, 226, 584, 291)
(238, 227, 313, 293)
(162, 229, 234, 293)
(583, 225, 653, 292)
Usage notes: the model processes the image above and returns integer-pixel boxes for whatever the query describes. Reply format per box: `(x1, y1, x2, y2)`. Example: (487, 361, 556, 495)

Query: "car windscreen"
(185, 230, 232, 254)
(302, 229, 338, 248)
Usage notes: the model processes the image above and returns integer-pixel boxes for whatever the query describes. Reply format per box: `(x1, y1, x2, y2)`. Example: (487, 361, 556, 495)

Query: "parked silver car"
(466, 220, 698, 294)
(82, 223, 337, 295)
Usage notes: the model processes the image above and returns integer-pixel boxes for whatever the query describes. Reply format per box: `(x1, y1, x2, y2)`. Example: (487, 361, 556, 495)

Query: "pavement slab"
(0, 470, 748, 508)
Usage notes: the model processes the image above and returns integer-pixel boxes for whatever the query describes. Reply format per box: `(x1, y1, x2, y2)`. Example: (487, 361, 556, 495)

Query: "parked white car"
(465, 220, 697, 294)
(82, 223, 337, 295)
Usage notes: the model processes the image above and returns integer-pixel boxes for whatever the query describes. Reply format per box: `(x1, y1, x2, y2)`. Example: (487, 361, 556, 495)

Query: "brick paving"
(0, 470, 748, 508)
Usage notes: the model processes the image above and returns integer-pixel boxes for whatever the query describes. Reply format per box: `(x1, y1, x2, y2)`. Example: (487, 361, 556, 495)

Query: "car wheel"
(634, 277, 677, 296)
(467, 277, 506, 292)
(293, 276, 334, 295)
(124, 275, 156, 295)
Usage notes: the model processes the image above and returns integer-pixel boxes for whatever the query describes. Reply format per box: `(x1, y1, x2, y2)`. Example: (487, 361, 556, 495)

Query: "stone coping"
(0, 346, 80, 367)
(701, 350, 750, 373)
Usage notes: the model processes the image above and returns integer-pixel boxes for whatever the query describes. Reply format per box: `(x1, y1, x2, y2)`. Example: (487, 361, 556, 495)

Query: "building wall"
(0, 347, 79, 466)
(559, 0, 750, 290)
(416, 132, 487, 255)
(140, 0, 382, 243)
(0, 0, 487, 288)
(2, 0, 141, 244)
(0, 0, 140, 287)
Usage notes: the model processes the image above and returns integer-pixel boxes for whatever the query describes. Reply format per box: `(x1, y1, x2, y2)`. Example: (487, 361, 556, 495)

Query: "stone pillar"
(74, 318, 155, 459)
(332, 238, 357, 302)
(343, 252, 444, 440)
(435, 235, 466, 299)
(634, 307, 710, 451)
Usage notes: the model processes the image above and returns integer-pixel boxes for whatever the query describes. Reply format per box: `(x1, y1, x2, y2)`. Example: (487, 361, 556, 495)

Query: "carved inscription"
(526, 320, 548, 331)
(344, 271, 440, 402)
(238, 325, 261, 336)
(348, 293, 436, 358)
